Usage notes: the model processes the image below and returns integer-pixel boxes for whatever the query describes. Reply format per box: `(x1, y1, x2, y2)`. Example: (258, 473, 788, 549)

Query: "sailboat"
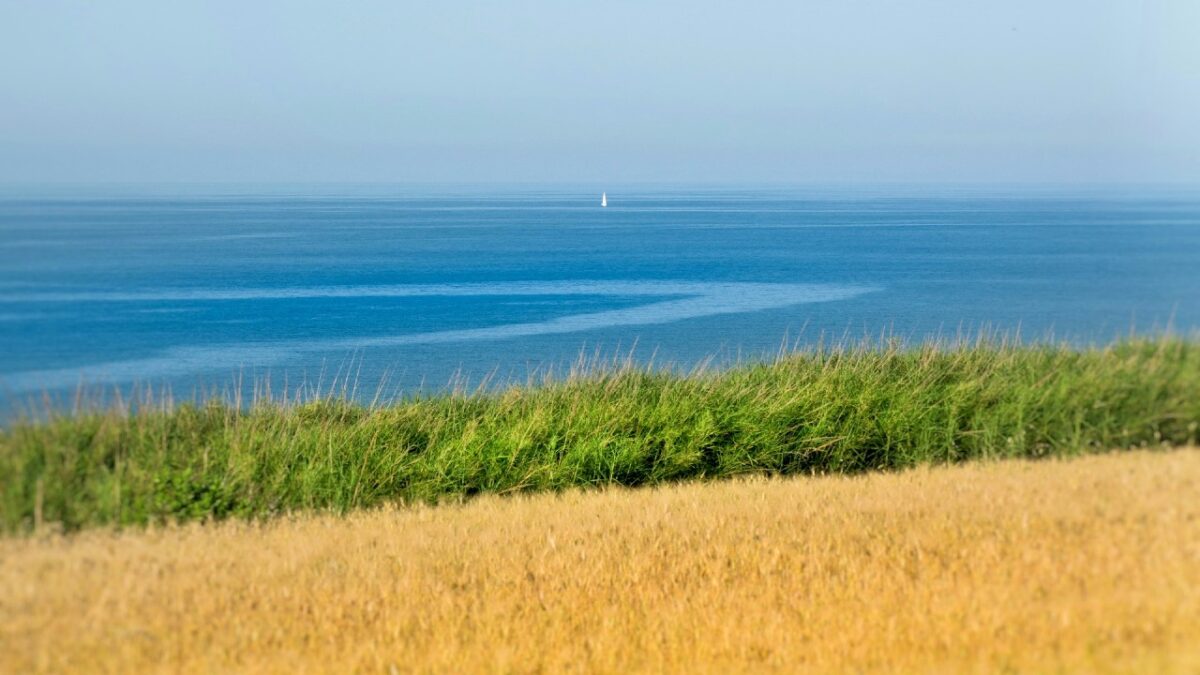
(601, 192, 607, 208)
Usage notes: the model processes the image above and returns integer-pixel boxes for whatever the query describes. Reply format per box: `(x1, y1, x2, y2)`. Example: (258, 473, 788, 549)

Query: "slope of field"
(2, 449, 1198, 674)
(4, 337, 1200, 533)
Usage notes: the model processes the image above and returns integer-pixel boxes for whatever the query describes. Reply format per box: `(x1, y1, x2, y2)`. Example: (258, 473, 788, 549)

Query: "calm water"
(2, 185, 1199, 405)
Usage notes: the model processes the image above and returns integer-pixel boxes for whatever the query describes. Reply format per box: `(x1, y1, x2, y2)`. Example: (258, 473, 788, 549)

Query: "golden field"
(2, 450, 1199, 674)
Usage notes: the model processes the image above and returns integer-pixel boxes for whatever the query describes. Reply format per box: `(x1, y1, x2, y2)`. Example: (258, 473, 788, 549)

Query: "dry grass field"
(2, 449, 1199, 674)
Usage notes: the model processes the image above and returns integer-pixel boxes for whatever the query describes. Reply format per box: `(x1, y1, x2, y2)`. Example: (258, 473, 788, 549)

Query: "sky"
(1, 1, 1198, 184)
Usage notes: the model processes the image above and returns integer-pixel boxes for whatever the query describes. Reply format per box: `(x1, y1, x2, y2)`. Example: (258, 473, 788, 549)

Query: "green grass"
(3, 336, 1199, 533)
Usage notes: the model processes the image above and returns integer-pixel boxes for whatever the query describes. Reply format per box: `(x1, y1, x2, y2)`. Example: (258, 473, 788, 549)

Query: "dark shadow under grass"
(3, 336, 1199, 533)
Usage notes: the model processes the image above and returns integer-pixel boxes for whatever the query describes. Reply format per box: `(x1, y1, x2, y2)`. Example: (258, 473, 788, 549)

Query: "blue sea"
(2, 185, 1199, 407)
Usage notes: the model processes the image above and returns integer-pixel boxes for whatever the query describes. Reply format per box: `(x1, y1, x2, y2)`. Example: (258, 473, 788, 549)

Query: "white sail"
(601, 192, 607, 207)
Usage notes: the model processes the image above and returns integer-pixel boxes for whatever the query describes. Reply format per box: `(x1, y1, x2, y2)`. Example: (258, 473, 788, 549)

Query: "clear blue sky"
(1, 1, 1197, 184)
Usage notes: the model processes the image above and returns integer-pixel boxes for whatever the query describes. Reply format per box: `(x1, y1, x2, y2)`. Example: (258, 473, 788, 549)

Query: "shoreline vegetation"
(2, 335, 1199, 533)
(3, 450, 1198, 672)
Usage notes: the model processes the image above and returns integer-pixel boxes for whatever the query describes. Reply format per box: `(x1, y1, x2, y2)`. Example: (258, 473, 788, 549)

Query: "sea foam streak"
(0, 281, 878, 392)
(5, 281, 856, 303)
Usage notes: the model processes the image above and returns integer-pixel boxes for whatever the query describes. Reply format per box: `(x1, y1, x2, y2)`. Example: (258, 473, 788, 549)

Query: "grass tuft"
(2, 336, 1199, 532)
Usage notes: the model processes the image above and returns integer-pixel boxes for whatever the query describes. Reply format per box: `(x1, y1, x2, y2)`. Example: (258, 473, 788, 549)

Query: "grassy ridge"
(2, 337, 1199, 532)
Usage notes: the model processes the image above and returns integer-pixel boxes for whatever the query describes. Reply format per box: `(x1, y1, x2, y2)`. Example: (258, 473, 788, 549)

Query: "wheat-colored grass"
(2, 450, 1199, 674)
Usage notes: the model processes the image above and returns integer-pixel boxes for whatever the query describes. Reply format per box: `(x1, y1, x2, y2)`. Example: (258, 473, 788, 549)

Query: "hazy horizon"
(3, 1, 1199, 185)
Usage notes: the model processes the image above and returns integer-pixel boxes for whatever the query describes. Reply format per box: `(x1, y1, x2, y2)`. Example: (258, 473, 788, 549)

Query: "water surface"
(2, 184, 1198, 404)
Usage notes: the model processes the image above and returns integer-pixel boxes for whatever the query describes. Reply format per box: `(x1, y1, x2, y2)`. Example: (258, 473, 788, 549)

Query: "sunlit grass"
(2, 335, 1199, 532)
(3, 450, 1198, 673)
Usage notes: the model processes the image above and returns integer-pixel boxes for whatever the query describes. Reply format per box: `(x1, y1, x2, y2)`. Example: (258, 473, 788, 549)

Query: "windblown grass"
(2, 450, 1198, 673)
(2, 336, 1199, 532)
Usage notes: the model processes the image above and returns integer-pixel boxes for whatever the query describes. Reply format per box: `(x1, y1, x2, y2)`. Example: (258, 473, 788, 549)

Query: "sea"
(2, 184, 1199, 409)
